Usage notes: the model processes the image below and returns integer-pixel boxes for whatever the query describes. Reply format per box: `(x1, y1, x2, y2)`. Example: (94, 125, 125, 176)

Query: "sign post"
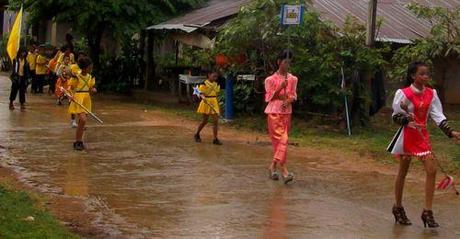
(280, 5, 304, 60)
(281, 5, 304, 26)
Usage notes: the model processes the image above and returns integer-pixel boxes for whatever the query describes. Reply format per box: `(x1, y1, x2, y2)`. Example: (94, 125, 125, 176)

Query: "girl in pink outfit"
(388, 61, 460, 228)
(265, 50, 298, 184)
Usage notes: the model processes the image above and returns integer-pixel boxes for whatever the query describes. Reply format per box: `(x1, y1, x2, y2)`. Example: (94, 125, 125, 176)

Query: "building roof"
(147, 0, 252, 33)
(148, 0, 460, 43)
(312, 0, 460, 44)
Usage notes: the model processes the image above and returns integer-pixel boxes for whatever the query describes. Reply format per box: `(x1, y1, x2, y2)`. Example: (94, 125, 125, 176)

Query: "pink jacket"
(264, 72, 298, 114)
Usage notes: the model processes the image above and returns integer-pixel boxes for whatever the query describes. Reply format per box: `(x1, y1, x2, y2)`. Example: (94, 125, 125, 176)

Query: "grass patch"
(0, 184, 79, 239)
(146, 103, 460, 172)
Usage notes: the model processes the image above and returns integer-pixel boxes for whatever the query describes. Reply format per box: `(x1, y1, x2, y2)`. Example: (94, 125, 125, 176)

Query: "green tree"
(9, 0, 206, 71)
(214, 0, 387, 125)
(390, 3, 460, 100)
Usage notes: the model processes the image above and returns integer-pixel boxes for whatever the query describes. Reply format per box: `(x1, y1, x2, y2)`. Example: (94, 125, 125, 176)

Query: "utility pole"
(366, 0, 378, 47)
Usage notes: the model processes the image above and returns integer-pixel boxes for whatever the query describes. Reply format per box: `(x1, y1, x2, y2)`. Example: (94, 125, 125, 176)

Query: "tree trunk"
(145, 31, 154, 90)
(139, 30, 146, 88)
(350, 70, 371, 127)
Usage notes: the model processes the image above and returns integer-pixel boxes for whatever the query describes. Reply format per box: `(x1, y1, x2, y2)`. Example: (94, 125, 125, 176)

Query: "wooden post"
(139, 30, 146, 87)
(366, 0, 378, 47)
(145, 31, 154, 90)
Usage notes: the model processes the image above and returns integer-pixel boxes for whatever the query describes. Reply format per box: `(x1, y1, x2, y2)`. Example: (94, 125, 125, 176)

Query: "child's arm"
(90, 77, 97, 94)
(36, 56, 48, 66)
(392, 89, 411, 126)
(287, 77, 298, 103)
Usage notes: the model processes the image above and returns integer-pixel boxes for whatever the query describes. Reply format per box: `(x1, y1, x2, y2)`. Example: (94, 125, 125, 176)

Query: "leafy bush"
(389, 3, 460, 88)
(214, 0, 387, 124)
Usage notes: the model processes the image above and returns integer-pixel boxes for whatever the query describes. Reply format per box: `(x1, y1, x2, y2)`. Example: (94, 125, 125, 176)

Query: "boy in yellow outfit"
(35, 46, 49, 94)
(194, 70, 222, 145)
(67, 56, 96, 150)
(27, 45, 37, 93)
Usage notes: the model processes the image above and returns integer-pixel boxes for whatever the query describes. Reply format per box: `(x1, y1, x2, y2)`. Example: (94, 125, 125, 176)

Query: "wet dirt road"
(0, 76, 459, 239)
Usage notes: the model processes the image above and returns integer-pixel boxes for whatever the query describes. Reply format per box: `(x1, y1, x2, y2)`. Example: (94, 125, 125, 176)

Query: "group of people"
(9, 44, 73, 109)
(193, 50, 460, 229)
(9, 38, 97, 151)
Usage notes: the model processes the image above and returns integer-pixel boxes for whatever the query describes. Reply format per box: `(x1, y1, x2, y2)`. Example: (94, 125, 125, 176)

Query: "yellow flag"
(7, 6, 23, 61)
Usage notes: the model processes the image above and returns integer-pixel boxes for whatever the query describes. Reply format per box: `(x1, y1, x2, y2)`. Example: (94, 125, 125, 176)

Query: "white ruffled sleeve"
(392, 89, 406, 116)
(429, 90, 447, 126)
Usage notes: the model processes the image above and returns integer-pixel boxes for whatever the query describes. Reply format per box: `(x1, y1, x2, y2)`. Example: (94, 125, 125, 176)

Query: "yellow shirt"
(35, 55, 48, 75)
(69, 72, 95, 92)
(26, 52, 37, 70)
(70, 64, 80, 74)
(18, 59, 25, 76)
(198, 80, 220, 97)
(58, 52, 75, 65)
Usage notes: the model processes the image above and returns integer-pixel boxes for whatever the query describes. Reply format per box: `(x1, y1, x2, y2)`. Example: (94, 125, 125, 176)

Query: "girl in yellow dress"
(67, 56, 96, 150)
(194, 70, 222, 145)
(67, 53, 86, 128)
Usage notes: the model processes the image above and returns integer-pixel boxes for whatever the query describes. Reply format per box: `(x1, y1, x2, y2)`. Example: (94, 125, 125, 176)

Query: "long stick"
(200, 97, 227, 122)
(60, 87, 104, 124)
(193, 86, 227, 122)
(341, 67, 352, 136)
(400, 105, 459, 195)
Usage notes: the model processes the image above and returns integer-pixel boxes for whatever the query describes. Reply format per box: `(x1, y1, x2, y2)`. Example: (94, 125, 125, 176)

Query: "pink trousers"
(267, 114, 291, 165)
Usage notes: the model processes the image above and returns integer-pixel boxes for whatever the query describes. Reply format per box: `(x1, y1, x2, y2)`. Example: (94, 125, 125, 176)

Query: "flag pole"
(21, 2, 26, 48)
(60, 87, 104, 124)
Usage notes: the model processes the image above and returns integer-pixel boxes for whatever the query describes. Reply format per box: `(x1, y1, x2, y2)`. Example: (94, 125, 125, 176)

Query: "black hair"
(77, 56, 93, 70)
(17, 48, 27, 58)
(65, 33, 74, 42)
(76, 52, 87, 62)
(277, 49, 294, 63)
(204, 68, 219, 75)
(60, 45, 68, 52)
(405, 61, 429, 87)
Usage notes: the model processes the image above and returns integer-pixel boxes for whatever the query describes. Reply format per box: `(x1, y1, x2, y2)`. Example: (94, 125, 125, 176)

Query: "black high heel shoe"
(421, 209, 439, 228)
(392, 206, 412, 225)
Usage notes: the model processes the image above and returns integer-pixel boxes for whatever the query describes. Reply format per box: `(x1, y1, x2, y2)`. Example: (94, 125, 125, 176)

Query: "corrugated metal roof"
(148, 0, 252, 32)
(149, 0, 460, 43)
(312, 0, 460, 42)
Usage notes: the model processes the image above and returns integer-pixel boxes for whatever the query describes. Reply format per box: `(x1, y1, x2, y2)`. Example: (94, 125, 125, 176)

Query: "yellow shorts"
(68, 92, 92, 114)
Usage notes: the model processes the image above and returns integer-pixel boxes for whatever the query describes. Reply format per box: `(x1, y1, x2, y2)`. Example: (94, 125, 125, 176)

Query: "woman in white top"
(388, 61, 460, 228)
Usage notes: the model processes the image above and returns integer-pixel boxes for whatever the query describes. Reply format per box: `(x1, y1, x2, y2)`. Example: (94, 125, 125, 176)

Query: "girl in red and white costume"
(389, 61, 460, 228)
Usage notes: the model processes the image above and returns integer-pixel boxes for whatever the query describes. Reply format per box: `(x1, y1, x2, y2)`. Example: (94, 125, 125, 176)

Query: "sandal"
(73, 141, 85, 151)
(282, 173, 294, 185)
(268, 169, 279, 181)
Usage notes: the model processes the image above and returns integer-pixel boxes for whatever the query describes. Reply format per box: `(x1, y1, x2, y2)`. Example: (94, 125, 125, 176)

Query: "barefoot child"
(27, 45, 37, 93)
(265, 50, 297, 185)
(34, 45, 49, 94)
(388, 61, 460, 228)
(194, 69, 222, 145)
(67, 56, 96, 150)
